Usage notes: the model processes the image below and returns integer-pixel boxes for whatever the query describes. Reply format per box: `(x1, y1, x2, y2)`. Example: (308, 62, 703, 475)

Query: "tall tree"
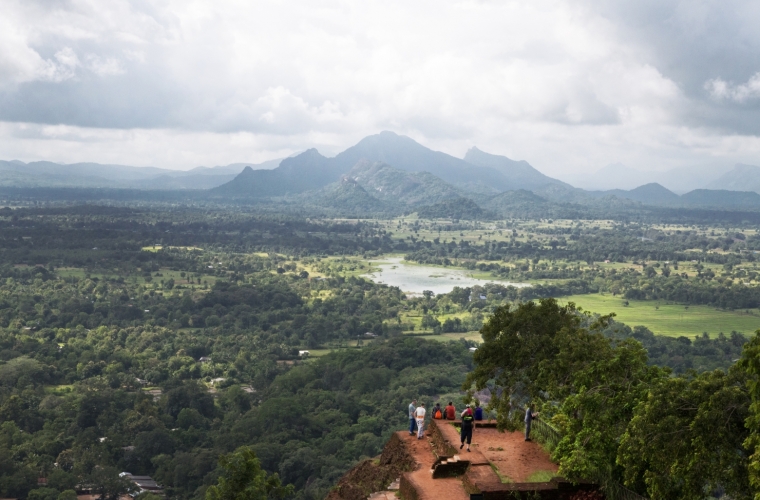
(466, 299, 665, 485)
(205, 447, 293, 500)
(618, 368, 751, 500)
(740, 332, 760, 500)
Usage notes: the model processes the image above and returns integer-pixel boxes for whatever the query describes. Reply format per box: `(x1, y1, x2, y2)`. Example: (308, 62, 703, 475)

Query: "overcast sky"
(1, 0, 760, 175)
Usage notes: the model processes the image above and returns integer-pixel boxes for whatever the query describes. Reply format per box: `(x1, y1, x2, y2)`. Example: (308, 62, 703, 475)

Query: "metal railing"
(597, 479, 649, 500)
(529, 418, 562, 451)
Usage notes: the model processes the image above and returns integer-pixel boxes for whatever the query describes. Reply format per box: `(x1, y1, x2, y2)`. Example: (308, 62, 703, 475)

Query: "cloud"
(0, 0, 758, 172)
(86, 55, 125, 76)
(706, 73, 760, 102)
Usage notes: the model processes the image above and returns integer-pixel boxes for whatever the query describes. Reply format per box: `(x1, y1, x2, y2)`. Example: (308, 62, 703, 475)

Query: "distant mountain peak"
(464, 147, 573, 193)
(707, 163, 760, 194)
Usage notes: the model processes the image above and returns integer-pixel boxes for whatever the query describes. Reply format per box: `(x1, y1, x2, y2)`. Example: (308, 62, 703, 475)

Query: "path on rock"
(436, 421, 558, 483)
(475, 427, 558, 482)
(402, 432, 470, 500)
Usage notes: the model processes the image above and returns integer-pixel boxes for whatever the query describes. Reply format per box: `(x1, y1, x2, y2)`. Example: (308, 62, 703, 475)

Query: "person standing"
(415, 403, 426, 439)
(460, 404, 474, 452)
(408, 399, 417, 436)
(444, 401, 456, 420)
(524, 404, 538, 441)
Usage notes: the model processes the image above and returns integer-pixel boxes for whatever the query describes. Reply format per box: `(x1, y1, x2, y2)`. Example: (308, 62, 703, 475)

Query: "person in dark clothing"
(524, 404, 538, 441)
(474, 403, 484, 422)
(408, 399, 417, 435)
(444, 401, 456, 420)
(460, 404, 474, 452)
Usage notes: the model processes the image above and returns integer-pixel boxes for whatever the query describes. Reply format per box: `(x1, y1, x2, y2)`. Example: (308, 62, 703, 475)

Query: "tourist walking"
(460, 404, 474, 452)
(524, 404, 538, 441)
(408, 399, 417, 435)
(415, 403, 426, 439)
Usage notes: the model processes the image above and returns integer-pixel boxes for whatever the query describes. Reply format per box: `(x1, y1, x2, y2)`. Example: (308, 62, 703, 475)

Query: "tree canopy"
(468, 298, 760, 499)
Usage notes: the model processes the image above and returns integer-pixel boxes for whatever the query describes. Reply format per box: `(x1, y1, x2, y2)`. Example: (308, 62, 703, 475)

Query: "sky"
(1, 0, 760, 176)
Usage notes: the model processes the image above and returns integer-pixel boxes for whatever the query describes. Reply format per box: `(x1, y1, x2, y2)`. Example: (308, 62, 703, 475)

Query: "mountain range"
(560, 162, 742, 194)
(3, 131, 760, 215)
(0, 158, 282, 190)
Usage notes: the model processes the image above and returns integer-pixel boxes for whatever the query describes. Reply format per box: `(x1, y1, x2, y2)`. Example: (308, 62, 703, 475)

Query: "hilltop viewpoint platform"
(328, 419, 605, 500)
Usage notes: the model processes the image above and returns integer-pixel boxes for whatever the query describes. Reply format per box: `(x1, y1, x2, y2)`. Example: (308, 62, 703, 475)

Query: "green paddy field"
(559, 293, 760, 338)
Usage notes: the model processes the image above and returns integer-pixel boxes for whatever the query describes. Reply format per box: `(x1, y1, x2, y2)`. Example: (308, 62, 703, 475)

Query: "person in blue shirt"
(474, 402, 484, 425)
(524, 404, 538, 441)
(408, 399, 417, 435)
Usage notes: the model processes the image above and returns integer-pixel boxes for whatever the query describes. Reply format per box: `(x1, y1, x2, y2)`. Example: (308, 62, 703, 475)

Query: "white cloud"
(0, 0, 758, 172)
(706, 73, 760, 102)
(86, 55, 125, 76)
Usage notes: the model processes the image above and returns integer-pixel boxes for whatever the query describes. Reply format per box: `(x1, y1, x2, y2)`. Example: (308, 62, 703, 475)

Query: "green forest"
(1, 204, 760, 500)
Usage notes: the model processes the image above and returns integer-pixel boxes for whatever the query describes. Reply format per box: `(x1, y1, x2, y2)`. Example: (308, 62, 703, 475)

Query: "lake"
(364, 257, 530, 295)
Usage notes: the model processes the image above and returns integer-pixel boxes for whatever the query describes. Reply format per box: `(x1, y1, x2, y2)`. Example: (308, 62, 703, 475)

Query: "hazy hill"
(707, 164, 760, 194)
(211, 132, 517, 198)
(464, 147, 571, 191)
(347, 160, 462, 206)
(657, 165, 729, 194)
(210, 149, 343, 197)
(331, 132, 508, 193)
(0, 160, 161, 187)
(0, 159, 277, 189)
(561, 163, 731, 194)
(189, 158, 282, 174)
(593, 183, 680, 206)
(680, 189, 760, 209)
(130, 173, 239, 190)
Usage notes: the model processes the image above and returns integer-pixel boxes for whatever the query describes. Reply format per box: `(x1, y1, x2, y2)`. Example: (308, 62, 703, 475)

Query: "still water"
(363, 257, 530, 295)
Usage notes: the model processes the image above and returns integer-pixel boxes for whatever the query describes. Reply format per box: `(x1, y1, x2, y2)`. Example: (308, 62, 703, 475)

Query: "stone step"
(367, 492, 397, 500)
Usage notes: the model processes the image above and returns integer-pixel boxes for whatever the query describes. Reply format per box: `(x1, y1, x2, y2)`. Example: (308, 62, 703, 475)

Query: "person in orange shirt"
(444, 401, 456, 420)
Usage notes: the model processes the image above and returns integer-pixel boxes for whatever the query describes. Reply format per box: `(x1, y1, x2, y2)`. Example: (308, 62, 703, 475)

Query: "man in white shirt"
(415, 403, 426, 439)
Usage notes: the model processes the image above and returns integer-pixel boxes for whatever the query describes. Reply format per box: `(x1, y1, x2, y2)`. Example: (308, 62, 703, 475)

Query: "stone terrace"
(400, 419, 601, 500)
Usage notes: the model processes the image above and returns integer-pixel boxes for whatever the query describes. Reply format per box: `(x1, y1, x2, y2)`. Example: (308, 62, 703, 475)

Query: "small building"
(119, 473, 163, 496)
(199, 356, 211, 363)
(364, 332, 377, 338)
(298, 350, 310, 357)
(145, 388, 162, 401)
(469, 347, 478, 353)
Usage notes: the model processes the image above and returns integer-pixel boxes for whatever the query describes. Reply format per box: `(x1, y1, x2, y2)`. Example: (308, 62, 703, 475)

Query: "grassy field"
(408, 331, 482, 343)
(560, 293, 760, 338)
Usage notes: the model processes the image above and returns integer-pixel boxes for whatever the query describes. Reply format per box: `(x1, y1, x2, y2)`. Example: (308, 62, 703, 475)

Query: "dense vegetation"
(0, 314, 471, 500)
(3, 203, 760, 500)
(468, 299, 760, 499)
